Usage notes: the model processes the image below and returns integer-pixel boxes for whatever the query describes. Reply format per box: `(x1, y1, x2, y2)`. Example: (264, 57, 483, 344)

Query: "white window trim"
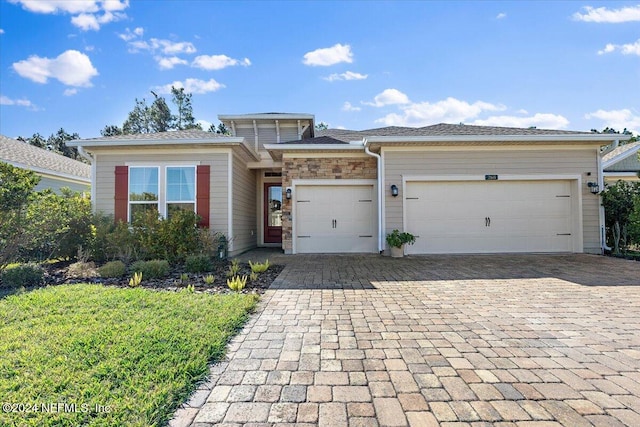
(126, 163, 199, 221)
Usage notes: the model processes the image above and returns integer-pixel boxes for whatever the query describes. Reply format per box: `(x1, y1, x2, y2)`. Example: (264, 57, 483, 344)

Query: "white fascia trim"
(228, 152, 234, 253)
(402, 174, 582, 182)
(602, 145, 640, 169)
(604, 171, 640, 177)
(4, 160, 90, 183)
(264, 144, 364, 151)
(219, 114, 315, 121)
(68, 138, 245, 147)
(366, 134, 629, 144)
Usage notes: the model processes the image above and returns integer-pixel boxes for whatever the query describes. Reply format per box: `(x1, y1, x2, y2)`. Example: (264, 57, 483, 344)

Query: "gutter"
(363, 138, 384, 253)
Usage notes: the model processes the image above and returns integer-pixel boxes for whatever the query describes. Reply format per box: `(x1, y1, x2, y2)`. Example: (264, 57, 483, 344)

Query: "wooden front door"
(264, 183, 283, 244)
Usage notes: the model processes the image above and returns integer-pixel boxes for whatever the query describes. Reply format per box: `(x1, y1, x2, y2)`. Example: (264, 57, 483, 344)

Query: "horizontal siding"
(606, 155, 640, 172)
(36, 176, 89, 194)
(231, 154, 257, 255)
(94, 151, 229, 236)
(384, 148, 600, 253)
(280, 127, 299, 142)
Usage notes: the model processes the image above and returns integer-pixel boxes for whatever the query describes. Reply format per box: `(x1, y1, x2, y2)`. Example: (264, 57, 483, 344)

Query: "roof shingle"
(0, 134, 90, 180)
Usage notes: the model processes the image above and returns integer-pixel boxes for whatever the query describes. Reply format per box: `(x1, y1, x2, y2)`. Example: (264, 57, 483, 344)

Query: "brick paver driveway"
(174, 254, 640, 427)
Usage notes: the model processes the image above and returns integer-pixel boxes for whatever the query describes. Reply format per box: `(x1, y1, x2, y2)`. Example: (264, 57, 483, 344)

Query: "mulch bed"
(40, 259, 284, 295)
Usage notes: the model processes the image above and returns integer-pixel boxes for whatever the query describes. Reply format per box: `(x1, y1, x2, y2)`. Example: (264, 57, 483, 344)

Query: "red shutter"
(114, 165, 129, 223)
(196, 165, 210, 228)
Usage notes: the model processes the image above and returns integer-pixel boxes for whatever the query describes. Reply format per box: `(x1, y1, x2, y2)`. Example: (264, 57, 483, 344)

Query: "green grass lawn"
(0, 284, 258, 427)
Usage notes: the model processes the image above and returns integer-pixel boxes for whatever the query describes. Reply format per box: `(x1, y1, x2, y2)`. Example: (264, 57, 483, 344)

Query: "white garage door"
(295, 185, 376, 253)
(405, 180, 575, 254)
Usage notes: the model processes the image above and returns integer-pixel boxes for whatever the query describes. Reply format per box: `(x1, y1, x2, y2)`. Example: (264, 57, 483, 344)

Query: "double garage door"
(405, 180, 577, 254)
(295, 185, 377, 253)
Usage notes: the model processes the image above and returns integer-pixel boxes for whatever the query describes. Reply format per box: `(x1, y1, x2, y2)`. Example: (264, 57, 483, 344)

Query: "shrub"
(66, 261, 98, 278)
(227, 275, 247, 292)
(601, 181, 640, 253)
(185, 254, 213, 273)
(130, 259, 170, 279)
(249, 259, 270, 273)
(128, 272, 143, 287)
(386, 229, 417, 248)
(1, 263, 44, 288)
(98, 260, 126, 278)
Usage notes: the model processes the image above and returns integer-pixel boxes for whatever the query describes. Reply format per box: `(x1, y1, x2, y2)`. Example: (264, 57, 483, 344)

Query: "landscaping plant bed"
(39, 259, 284, 294)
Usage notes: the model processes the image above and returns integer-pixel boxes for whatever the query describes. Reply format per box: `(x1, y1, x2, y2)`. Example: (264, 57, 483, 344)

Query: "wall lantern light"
(285, 187, 292, 200)
(390, 184, 399, 197)
(587, 182, 600, 195)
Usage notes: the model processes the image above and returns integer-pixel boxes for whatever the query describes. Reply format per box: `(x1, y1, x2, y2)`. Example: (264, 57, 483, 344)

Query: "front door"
(264, 183, 283, 244)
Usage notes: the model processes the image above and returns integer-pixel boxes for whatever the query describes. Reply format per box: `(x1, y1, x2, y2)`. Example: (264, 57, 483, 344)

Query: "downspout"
(364, 138, 384, 253)
(597, 146, 612, 252)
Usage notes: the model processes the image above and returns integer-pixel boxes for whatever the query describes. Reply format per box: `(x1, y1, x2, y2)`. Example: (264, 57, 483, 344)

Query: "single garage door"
(405, 180, 576, 254)
(295, 185, 376, 253)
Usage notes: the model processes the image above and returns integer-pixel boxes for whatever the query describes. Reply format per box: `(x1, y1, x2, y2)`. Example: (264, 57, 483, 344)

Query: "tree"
(208, 123, 230, 135)
(47, 128, 81, 160)
(101, 125, 123, 137)
(315, 122, 329, 131)
(150, 92, 172, 133)
(123, 98, 152, 134)
(0, 162, 40, 270)
(171, 87, 200, 130)
(591, 127, 638, 144)
(601, 180, 640, 253)
(18, 133, 46, 149)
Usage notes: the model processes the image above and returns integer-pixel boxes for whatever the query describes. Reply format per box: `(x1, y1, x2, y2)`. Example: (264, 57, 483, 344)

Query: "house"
(0, 134, 90, 193)
(69, 113, 626, 256)
(602, 141, 640, 183)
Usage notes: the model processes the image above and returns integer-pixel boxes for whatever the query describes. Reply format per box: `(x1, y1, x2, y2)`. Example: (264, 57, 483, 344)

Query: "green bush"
(1, 263, 44, 288)
(185, 254, 213, 273)
(98, 260, 126, 278)
(130, 259, 170, 279)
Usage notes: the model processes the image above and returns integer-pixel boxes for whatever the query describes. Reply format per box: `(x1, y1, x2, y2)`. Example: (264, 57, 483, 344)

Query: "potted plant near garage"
(386, 229, 417, 258)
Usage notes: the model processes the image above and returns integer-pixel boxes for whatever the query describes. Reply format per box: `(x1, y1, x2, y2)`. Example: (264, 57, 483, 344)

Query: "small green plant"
(98, 260, 126, 278)
(185, 254, 213, 273)
(1, 263, 44, 288)
(184, 284, 195, 293)
(130, 259, 170, 279)
(226, 259, 241, 277)
(128, 271, 143, 288)
(180, 272, 189, 283)
(227, 275, 247, 292)
(385, 229, 417, 248)
(249, 272, 258, 282)
(249, 259, 270, 273)
(203, 274, 215, 285)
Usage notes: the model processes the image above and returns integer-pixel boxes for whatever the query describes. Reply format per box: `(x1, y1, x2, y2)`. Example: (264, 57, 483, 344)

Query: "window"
(129, 167, 159, 221)
(128, 165, 196, 221)
(166, 166, 196, 218)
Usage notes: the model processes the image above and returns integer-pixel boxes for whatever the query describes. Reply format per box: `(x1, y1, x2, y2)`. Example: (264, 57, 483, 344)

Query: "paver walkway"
(172, 254, 640, 427)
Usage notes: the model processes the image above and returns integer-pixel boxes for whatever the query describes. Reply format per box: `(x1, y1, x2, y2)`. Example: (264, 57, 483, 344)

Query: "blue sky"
(1, 1, 639, 139)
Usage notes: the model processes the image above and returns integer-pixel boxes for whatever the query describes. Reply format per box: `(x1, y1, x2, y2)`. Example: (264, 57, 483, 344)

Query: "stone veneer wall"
(281, 156, 377, 253)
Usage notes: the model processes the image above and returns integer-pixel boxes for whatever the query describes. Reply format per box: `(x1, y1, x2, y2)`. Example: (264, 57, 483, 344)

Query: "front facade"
(72, 114, 623, 256)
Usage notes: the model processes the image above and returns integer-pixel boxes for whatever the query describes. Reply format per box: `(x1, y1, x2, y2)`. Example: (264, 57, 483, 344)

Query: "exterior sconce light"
(587, 182, 600, 195)
(285, 187, 292, 200)
(390, 184, 399, 197)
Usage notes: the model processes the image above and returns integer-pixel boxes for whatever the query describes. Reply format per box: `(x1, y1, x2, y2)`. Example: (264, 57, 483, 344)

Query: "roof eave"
(218, 113, 315, 121)
(365, 134, 630, 144)
(602, 144, 640, 169)
(68, 137, 246, 147)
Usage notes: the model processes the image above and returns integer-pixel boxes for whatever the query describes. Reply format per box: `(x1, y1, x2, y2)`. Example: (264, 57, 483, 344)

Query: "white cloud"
(472, 113, 570, 129)
(573, 5, 640, 23)
(363, 89, 411, 107)
(125, 37, 196, 55)
(585, 108, 640, 134)
(10, 0, 129, 31)
(12, 50, 98, 87)
(0, 29, 4, 34)
(342, 101, 361, 112)
(303, 43, 353, 66)
(496, 13, 507, 19)
(196, 119, 213, 131)
(63, 88, 78, 96)
(154, 78, 225, 95)
(156, 56, 188, 70)
(0, 94, 39, 110)
(323, 71, 368, 82)
(598, 39, 640, 56)
(118, 27, 144, 41)
(374, 96, 506, 126)
(192, 54, 251, 70)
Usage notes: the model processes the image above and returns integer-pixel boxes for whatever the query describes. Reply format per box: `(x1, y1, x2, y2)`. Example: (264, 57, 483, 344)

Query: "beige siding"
(280, 127, 299, 142)
(36, 176, 89, 194)
(93, 150, 229, 236)
(383, 148, 601, 253)
(232, 154, 257, 255)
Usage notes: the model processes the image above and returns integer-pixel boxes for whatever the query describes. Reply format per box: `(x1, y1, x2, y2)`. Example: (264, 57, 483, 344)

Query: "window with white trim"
(128, 165, 196, 221)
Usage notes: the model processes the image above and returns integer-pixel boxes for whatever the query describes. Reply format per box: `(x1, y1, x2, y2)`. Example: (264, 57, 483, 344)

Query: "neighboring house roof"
(0, 134, 90, 182)
(602, 141, 640, 170)
(80, 129, 233, 143)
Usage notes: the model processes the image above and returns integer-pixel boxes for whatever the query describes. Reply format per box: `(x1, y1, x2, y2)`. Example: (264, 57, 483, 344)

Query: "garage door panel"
(295, 184, 376, 254)
(406, 180, 575, 254)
